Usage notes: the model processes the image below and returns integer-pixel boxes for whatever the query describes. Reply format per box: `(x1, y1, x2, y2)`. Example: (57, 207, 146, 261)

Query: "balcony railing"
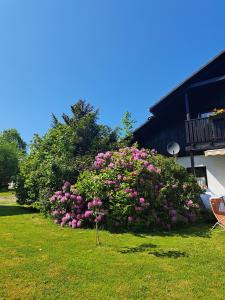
(185, 115, 225, 146)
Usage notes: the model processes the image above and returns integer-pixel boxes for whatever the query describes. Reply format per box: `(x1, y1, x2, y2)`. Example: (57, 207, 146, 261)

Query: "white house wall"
(177, 155, 225, 195)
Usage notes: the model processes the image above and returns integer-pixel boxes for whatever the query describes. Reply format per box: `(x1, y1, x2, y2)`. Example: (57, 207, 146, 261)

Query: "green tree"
(0, 129, 26, 189)
(0, 129, 26, 152)
(117, 111, 136, 147)
(16, 100, 119, 208)
(121, 111, 136, 138)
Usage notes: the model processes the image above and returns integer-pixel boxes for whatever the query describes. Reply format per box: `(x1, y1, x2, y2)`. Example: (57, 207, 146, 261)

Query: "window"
(187, 166, 208, 188)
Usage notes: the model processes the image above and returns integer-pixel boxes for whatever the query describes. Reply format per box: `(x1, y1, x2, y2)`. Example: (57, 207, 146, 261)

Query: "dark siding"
(134, 119, 187, 156)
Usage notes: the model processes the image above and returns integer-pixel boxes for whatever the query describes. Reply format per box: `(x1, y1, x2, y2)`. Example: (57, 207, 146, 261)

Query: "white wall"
(177, 155, 225, 195)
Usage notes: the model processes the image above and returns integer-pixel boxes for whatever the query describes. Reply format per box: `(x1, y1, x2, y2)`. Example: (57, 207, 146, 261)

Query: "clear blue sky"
(0, 0, 225, 143)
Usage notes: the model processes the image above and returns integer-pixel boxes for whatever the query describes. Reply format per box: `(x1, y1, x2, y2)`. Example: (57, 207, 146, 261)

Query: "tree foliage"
(0, 129, 26, 189)
(16, 100, 119, 207)
(121, 111, 136, 139)
(0, 129, 26, 152)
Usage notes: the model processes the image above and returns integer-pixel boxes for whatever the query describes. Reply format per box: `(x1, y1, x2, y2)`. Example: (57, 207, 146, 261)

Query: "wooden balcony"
(185, 115, 225, 151)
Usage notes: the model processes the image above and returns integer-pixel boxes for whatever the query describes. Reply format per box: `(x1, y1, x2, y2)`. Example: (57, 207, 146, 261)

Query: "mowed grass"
(1, 195, 225, 300)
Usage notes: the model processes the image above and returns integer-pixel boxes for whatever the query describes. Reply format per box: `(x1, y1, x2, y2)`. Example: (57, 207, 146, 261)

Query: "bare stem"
(95, 221, 100, 246)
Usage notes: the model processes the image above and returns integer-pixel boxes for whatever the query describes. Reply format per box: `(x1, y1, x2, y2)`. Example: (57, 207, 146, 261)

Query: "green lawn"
(0, 195, 225, 300)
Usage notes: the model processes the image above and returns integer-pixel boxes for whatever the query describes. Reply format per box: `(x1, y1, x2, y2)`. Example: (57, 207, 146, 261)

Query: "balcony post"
(190, 151, 196, 176)
(185, 93, 195, 176)
(185, 93, 190, 121)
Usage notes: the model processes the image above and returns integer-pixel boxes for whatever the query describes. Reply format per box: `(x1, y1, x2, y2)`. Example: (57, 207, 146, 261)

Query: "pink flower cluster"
(50, 183, 105, 228)
(87, 198, 104, 223)
(94, 151, 112, 169)
(88, 198, 103, 209)
(93, 146, 161, 177)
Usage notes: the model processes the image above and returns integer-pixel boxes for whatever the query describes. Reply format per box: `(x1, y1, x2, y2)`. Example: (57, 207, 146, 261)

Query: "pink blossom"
(147, 164, 156, 172)
(187, 200, 193, 207)
(84, 210, 93, 218)
(135, 206, 143, 211)
(55, 191, 62, 196)
(94, 215, 103, 222)
(63, 181, 71, 191)
(139, 197, 145, 204)
(77, 220, 82, 227)
(62, 216, 68, 223)
(104, 151, 112, 159)
(92, 198, 102, 207)
(88, 202, 93, 209)
(71, 219, 77, 228)
(140, 152, 147, 158)
(156, 168, 161, 174)
(65, 213, 71, 219)
(52, 210, 58, 217)
(133, 155, 139, 160)
(130, 191, 138, 198)
(76, 195, 83, 202)
(143, 161, 149, 167)
(50, 196, 56, 202)
(70, 195, 77, 201)
(65, 192, 71, 199)
(61, 196, 67, 203)
(128, 216, 134, 222)
(76, 214, 82, 220)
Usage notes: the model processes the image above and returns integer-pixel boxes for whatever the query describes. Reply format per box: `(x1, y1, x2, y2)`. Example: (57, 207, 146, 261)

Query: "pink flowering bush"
(49, 181, 105, 228)
(49, 146, 202, 230)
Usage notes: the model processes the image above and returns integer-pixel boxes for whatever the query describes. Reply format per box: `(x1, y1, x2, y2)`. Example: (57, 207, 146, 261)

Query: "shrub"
(16, 100, 119, 207)
(49, 181, 105, 228)
(49, 146, 202, 230)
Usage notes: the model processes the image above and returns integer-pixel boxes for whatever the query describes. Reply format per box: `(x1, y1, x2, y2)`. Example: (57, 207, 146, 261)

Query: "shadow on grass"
(118, 243, 189, 258)
(118, 243, 157, 254)
(149, 250, 188, 258)
(142, 224, 212, 239)
(0, 205, 35, 217)
(110, 222, 212, 239)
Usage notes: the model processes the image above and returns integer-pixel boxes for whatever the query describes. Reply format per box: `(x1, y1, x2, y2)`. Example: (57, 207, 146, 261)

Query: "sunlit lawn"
(0, 193, 225, 300)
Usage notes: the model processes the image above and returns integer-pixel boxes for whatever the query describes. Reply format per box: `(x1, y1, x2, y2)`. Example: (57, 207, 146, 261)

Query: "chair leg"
(211, 222, 219, 230)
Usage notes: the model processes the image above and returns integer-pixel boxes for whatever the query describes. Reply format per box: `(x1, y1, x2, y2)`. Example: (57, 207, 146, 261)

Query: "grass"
(1, 195, 225, 299)
(0, 190, 15, 197)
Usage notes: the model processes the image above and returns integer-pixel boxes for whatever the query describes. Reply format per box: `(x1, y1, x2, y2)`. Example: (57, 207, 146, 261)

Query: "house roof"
(134, 49, 225, 134)
(150, 49, 225, 114)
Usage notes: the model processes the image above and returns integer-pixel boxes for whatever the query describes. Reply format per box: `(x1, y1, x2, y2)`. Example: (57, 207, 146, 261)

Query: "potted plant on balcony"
(210, 108, 225, 119)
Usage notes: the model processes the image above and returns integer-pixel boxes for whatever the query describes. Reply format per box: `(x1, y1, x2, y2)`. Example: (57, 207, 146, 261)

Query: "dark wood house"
(134, 50, 225, 196)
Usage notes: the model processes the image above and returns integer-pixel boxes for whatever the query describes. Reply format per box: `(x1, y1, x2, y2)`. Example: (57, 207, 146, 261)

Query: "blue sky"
(0, 0, 225, 143)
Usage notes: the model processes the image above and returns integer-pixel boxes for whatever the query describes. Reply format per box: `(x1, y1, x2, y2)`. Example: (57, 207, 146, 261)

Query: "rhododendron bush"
(49, 146, 202, 230)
